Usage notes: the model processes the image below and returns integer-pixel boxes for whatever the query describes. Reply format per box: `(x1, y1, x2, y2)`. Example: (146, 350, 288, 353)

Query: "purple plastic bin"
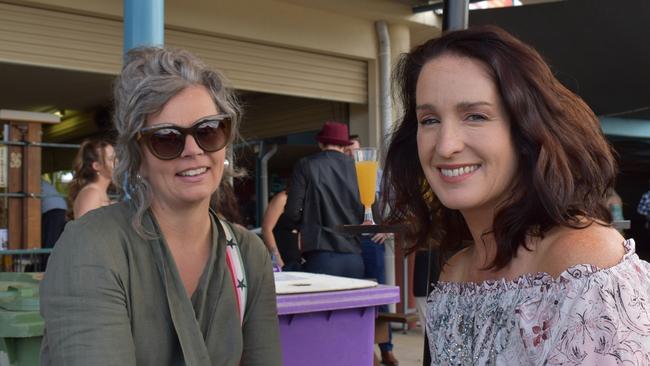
(276, 285, 399, 366)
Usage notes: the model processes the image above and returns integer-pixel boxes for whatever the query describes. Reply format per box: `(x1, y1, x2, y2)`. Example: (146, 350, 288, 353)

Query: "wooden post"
(24, 122, 42, 249)
(7, 123, 25, 250)
(394, 234, 417, 328)
(0, 110, 60, 249)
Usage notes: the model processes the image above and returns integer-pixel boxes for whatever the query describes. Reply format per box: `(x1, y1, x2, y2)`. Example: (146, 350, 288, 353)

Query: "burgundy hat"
(315, 121, 353, 146)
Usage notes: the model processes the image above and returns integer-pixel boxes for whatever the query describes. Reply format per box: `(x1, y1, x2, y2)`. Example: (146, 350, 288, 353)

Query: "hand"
(371, 233, 388, 244)
(273, 252, 285, 269)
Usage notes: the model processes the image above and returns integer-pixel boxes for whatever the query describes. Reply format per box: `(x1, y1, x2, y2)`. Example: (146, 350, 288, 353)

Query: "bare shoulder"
(272, 191, 287, 206)
(78, 183, 103, 195)
(77, 184, 108, 203)
(264, 192, 287, 220)
(537, 223, 626, 277)
(74, 185, 103, 206)
(439, 246, 470, 282)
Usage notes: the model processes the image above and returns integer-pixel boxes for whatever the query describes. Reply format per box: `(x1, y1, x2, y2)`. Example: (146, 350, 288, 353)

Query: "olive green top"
(40, 202, 282, 366)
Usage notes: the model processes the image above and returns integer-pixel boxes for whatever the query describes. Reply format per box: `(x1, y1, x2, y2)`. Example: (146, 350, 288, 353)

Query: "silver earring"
(224, 159, 230, 167)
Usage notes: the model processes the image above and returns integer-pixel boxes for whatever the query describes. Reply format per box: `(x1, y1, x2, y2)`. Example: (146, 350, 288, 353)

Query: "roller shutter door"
(0, 3, 367, 104)
(240, 93, 348, 140)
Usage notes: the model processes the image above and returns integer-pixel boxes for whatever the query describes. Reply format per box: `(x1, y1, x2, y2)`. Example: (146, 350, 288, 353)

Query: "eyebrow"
(415, 101, 493, 112)
(456, 101, 493, 110)
(415, 103, 435, 112)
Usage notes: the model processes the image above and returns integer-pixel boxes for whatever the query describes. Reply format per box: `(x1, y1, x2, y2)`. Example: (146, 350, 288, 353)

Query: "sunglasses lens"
(149, 128, 184, 159)
(195, 120, 228, 152)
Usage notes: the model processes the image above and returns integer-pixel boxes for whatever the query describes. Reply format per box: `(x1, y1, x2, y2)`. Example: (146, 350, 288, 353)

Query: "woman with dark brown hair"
(67, 138, 115, 219)
(383, 26, 650, 364)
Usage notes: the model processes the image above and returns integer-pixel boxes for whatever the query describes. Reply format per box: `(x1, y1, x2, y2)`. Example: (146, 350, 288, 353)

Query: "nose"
(181, 133, 204, 157)
(434, 121, 464, 159)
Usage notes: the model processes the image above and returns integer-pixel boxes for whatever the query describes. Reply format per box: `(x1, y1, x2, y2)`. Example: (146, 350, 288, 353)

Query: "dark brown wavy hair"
(382, 25, 616, 269)
(66, 138, 113, 220)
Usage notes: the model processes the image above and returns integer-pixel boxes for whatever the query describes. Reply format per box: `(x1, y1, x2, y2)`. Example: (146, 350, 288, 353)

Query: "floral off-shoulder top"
(426, 239, 650, 365)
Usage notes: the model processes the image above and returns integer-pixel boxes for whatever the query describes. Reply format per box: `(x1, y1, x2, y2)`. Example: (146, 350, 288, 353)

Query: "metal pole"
(123, 0, 165, 54)
(2, 124, 7, 230)
(442, 0, 470, 31)
(0, 192, 68, 199)
(402, 254, 409, 331)
(375, 20, 397, 313)
(254, 141, 264, 227)
(375, 21, 392, 158)
(0, 141, 80, 149)
(260, 144, 278, 216)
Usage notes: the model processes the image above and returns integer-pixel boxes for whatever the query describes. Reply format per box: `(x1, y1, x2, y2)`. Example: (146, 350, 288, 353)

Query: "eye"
(418, 116, 440, 126)
(466, 114, 488, 122)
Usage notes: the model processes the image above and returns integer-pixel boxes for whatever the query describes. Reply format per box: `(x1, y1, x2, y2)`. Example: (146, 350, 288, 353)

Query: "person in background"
(607, 188, 624, 221)
(383, 25, 650, 364)
(345, 134, 361, 153)
(345, 135, 398, 366)
(40, 179, 68, 248)
(637, 180, 650, 226)
(606, 188, 625, 236)
(262, 181, 302, 271)
(41, 47, 281, 365)
(66, 138, 115, 219)
(285, 121, 364, 278)
(242, 193, 258, 229)
(636, 181, 650, 260)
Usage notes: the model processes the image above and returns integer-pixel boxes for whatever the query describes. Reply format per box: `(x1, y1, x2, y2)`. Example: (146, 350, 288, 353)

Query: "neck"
(461, 207, 498, 269)
(322, 146, 345, 153)
(151, 200, 212, 250)
(94, 174, 112, 191)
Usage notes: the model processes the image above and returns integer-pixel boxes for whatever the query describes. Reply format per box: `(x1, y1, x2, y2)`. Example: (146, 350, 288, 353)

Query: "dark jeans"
(361, 235, 386, 283)
(303, 250, 365, 279)
(282, 260, 302, 272)
(42, 209, 67, 249)
(361, 235, 393, 353)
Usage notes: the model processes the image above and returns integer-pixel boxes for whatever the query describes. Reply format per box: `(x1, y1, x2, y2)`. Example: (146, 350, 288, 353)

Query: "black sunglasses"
(137, 114, 232, 160)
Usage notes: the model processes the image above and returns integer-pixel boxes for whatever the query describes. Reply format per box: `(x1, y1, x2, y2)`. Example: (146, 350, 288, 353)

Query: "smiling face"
(141, 85, 226, 211)
(415, 54, 518, 216)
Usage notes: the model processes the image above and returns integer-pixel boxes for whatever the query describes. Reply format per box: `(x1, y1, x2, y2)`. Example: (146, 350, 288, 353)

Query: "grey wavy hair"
(113, 47, 241, 236)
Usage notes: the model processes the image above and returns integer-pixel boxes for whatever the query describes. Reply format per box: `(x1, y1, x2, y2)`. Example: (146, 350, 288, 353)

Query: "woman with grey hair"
(40, 47, 282, 365)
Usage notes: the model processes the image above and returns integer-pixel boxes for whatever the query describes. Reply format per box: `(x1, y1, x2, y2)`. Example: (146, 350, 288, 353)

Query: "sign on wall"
(0, 146, 6, 188)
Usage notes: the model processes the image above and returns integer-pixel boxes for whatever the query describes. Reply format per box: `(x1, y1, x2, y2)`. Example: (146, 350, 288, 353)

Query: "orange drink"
(352, 147, 378, 225)
(355, 161, 378, 207)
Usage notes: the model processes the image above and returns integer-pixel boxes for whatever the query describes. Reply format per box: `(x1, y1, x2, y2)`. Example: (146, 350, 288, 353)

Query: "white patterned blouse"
(426, 239, 650, 365)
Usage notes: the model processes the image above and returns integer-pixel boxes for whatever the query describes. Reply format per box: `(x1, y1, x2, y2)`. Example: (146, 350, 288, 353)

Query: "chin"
(438, 201, 471, 211)
(178, 188, 214, 205)
(434, 192, 478, 211)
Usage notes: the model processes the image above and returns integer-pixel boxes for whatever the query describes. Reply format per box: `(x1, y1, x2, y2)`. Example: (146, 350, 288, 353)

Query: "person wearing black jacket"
(285, 121, 365, 278)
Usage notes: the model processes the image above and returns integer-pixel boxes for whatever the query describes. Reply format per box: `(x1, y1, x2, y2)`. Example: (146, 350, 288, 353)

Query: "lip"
(175, 166, 210, 182)
(436, 163, 481, 183)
